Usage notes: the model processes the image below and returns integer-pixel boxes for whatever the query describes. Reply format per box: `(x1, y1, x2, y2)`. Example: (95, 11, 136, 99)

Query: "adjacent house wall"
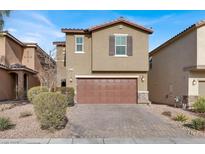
(22, 47, 35, 70)
(0, 68, 16, 100)
(0, 37, 6, 64)
(149, 30, 197, 105)
(5, 37, 23, 65)
(92, 23, 149, 72)
(197, 26, 205, 66)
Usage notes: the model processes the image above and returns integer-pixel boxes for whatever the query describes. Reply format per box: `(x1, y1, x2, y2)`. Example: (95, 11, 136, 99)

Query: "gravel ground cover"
(145, 104, 205, 137)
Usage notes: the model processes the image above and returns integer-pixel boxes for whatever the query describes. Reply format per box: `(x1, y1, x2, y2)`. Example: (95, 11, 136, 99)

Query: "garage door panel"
(77, 78, 137, 104)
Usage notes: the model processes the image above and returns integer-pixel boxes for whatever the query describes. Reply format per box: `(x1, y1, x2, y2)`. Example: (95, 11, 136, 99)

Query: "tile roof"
(62, 17, 153, 34)
(0, 63, 38, 74)
(53, 41, 66, 46)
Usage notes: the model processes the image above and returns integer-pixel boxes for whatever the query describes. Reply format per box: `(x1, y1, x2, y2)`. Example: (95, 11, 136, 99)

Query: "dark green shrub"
(173, 113, 188, 122)
(193, 97, 205, 113)
(0, 117, 15, 131)
(27, 86, 49, 103)
(161, 111, 172, 117)
(19, 111, 32, 118)
(56, 87, 75, 106)
(33, 92, 67, 130)
(191, 118, 205, 130)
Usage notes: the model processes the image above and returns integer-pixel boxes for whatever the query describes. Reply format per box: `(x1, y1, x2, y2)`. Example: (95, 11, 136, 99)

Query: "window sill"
(113, 55, 128, 57)
(75, 51, 85, 54)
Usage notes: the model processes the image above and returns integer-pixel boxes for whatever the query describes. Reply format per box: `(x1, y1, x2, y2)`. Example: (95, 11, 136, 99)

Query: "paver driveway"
(66, 104, 191, 138)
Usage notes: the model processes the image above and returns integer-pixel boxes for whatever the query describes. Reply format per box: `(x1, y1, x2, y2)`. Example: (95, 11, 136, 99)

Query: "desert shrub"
(173, 113, 188, 122)
(193, 97, 205, 113)
(56, 87, 75, 106)
(161, 111, 172, 117)
(0, 117, 15, 131)
(33, 92, 67, 130)
(19, 111, 32, 118)
(27, 86, 49, 103)
(190, 118, 205, 130)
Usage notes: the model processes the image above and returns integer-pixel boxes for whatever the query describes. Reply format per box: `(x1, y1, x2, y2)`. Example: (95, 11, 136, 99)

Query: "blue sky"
(3, 10, 205, 54)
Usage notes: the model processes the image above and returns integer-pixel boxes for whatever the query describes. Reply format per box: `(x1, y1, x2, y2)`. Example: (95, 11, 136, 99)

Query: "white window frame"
(114, 34, 128, 56)
(75, 35, 84, 53)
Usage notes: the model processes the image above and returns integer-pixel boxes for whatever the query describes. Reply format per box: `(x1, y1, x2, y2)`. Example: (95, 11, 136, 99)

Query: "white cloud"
(4, 11, 64, 52)
(30, 13, 54, 27)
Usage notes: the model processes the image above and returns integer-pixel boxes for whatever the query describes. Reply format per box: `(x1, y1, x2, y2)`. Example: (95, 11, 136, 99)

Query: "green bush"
(191, 118, 205, 130)
(19, 111, 32, 118)
(27, 86, 49, 103)
(56, 87, 75, 106)
(193, 97, 205, 113)
(0, 117, 15, 131)
(33, 92, 67, 130)
(173, 113, 188, 122)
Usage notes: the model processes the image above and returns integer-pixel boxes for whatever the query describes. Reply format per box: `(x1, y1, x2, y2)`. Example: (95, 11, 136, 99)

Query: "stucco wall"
(197, 26, 205, 66)
(5, 37, 23, 65)
(0, 37, 5, 64)
(92, 23, 149, 72)
(22, 47, 35, 70)
(188, 71, 205, 96)
(0, 68, 16, 100)
(149, 30, 197, 105)
(28, 74, 40, 89)
(56, 46, 67, 87)
(66, 34, 92, 88)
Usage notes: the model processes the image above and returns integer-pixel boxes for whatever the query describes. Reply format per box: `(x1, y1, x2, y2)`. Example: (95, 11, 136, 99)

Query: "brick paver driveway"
(66, 104, 191, 138)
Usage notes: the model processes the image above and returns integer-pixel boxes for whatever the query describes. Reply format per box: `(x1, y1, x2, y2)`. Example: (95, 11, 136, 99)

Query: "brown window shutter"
(127, 36, 133, 56)
(109, 35, 115, 56)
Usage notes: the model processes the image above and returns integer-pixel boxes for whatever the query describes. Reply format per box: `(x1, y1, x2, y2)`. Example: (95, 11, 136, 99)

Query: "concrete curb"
(0, 138, 205, 144)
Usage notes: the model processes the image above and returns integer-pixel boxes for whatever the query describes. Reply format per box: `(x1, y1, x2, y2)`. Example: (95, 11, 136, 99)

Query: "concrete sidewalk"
(0, 138, 205, 144)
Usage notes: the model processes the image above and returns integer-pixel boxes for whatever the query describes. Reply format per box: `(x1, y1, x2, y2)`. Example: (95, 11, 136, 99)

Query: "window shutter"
(109, 35, 115, 56)
(127, 36, 133, 56)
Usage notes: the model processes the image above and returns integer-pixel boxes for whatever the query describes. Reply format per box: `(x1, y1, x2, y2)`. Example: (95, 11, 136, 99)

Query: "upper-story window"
(115, 34, 127, 56)
(75, 35, 84, 53)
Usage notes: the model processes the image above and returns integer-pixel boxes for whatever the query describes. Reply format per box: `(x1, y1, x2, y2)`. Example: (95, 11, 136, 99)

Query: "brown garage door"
(77, 78, 137, 104)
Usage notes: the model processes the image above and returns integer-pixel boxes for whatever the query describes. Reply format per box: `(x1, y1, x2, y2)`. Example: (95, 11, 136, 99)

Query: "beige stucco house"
(0, 31, 56, 101)
(149, 21, 205, 107)
(57, 18, 153, 104)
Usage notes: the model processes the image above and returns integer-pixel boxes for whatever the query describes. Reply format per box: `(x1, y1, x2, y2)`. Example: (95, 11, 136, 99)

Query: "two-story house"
(149, 20, 205, 107)
(59, 18, 153, 104)
(0, 31, 56, 101)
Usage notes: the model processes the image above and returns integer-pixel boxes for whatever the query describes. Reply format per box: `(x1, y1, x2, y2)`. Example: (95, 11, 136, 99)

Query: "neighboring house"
(60, 17, 153, 104)
(0, 31, 56, 101)
(149, 21, 205, 107)
(53, 41, 66, 87)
